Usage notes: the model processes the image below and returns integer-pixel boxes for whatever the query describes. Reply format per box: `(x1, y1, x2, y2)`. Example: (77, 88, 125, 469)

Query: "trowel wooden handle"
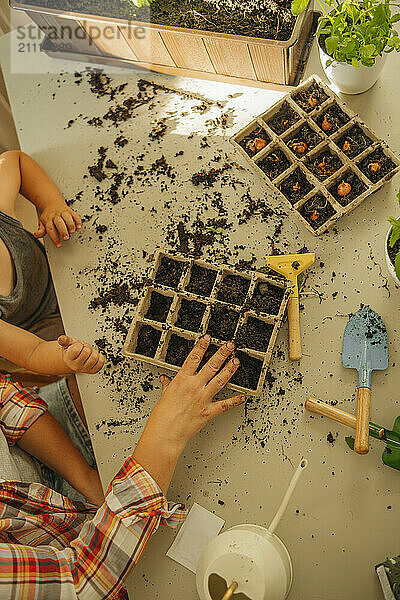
(287, 296, 301, 360)
(305, 397, 356, 428)
(355, 387, 370, 455)
(221, 582, 238, 600)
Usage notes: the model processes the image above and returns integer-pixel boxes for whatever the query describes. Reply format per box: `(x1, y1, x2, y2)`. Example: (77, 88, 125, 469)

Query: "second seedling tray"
(231, 74, 400, 235)
(123, 251, 291, 395)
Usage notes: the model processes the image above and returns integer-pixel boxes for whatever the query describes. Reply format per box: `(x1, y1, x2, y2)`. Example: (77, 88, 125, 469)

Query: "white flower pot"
(385, 222, 400, 286)
(318, 42, 387, 94)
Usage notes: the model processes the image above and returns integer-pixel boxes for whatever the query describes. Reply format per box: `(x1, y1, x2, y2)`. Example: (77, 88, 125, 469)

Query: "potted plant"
(292, 0, 400, 94)
(386, 189, 400, 285)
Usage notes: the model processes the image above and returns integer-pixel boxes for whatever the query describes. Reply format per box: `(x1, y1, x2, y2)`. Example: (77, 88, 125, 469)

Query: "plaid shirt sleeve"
(0, 374, 48, 445)
(0, 458, 186, 599)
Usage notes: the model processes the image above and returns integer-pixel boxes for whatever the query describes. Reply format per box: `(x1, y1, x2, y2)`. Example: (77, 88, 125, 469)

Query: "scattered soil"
(154, 257, 185, 288)
(175, 299, 206, 331)
(230, 351, 263, 390)
(186, 264, 217, 296)
(207, 305, 239, 340)
(329, 171, 367, 207)
(149, 118, 168, 140)
(191, 163, 231, 187)
(258, 149, 291, 180)
(299, 195, 336, 230)
(313, 104, 350, 135)
(336, 124, 373, 159)
(135, 324, 161, 358)
(279, 167, 313, 204)
(248, 281, 285, 315)
(358, 147, 396, 183)
(238, 125, 271, 157)
(265, 101, 301, 135)
(165, 334, 194, 367)
(285, 124, 323, 156)
(292, 82, 329, 113)
(387, 235, 400, 269)
(217, 274, 250, 305)
(304, 149, 343, 181)
(144, 291, 173, 322)
(89, 282, 136, 310)
(235, 317, 274, 352)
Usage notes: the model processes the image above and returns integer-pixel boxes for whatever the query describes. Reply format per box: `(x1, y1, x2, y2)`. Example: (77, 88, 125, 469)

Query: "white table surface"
(1, 25, 400, 600)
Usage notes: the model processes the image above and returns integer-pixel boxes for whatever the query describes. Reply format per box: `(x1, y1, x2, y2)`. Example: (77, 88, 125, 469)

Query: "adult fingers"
(45, 220, 62, 247)
(197, 341, 235, 383)
(160, 374, 172, 389)
(72, 210, 82, 230)
(61, 211, 76, 234)
(206, 394, 246, 419)
(34, 222, 46, 238)
(205, 357, 240, 397)
(179, 335, 210, 376)
(57, 335, 74, 348)
(53, 215, 70, 241)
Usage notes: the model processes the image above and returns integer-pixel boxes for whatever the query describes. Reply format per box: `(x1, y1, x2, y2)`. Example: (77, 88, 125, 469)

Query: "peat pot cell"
(299, 195, 336, 230)
(144, 292, 173, 323)
(292, 82, 329, 113)
(154, 256, 185, 288)
(257, 149, 291, 180)
(186, 264, 217, 297)
(249, 281, 285, 315)
(217, 274, 250, 305)
(230, 351, 263, 391)
(135, 324, 162, 358)
(329, 171, 367, 207)
(175, 299, 206, 332)
(313, 104, 350, 135)
(238, 125, 271, 157)
(337, 124, 374, 159)
(358, 147, 397, 183)
(207, 305, 240, 341)
(165, 334, 194, 367)
(279, 167, 313, 205)
(285, 125, 323, 157)
(235, 317, 274, 352)
(265, 102, 301, 135)
(304, 149, 343, 181)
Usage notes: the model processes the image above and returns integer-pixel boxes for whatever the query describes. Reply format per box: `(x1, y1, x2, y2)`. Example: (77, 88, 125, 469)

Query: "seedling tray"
(231, 74, 400, 236)
(122, 251, 291, 395)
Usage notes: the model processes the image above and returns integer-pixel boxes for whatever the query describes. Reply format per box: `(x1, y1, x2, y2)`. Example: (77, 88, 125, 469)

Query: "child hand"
(34, 205, 82, 248)
(57, 335, 105, 374)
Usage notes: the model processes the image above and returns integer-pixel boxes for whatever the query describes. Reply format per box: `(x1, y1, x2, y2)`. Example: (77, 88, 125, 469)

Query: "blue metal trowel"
(342, 306, 388, 455)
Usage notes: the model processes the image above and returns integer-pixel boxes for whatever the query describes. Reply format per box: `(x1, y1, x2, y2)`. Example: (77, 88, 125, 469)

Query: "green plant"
(291, 0, 400, 68)
(388, 189, 400, 280)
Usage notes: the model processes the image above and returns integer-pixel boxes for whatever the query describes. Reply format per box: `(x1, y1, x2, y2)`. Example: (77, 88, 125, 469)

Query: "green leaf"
(291, 0, 309, 16)
(382, 446, 400, 471)
(391, 14, 400, 23)
(396, 189, 400, 205)
(345, 436, 355, 450)
(388, 217, 400, 247)
(352, 57, 360, 69)
(360, 43, 377, 58)
(395, 252, 400, 281)
(325, 35, 339, 55)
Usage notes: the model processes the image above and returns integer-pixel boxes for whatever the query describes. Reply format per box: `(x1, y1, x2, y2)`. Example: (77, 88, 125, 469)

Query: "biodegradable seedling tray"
(122, 251, 291, 395)
(231, 75, 400, 236)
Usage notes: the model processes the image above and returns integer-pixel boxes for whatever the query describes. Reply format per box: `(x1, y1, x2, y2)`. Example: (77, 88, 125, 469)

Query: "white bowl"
(385, 222, 400, 286)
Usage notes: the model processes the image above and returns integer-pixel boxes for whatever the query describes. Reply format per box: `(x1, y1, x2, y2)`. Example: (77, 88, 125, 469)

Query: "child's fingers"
(61, 211, 76, 234)
(45, 220, 62, 248)
(65, 341, 85, 362)
(34, 222, 46, 238)
(90, 353, 105, 373)
(83, 351, 105, 373)
(53, 215, 70, 241)
(57, 335, 75, 348)
(71, 210, 82, 230)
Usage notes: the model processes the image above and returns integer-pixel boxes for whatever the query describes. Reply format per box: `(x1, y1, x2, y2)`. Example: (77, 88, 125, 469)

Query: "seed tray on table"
(231, 74, 400, 236)
(122, 250, 291, 395)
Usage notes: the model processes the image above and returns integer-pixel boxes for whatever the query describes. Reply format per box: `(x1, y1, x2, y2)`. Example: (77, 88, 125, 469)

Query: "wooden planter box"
(11, 0, 314, 88)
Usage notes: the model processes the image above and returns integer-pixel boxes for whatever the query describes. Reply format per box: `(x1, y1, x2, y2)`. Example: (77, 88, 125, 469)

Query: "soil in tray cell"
(238, 125, 271, 157)
(154, 256, 185, 288)
(144, 292, 173, 322)
(313, 104, 350, 135)
(265, 102, 301, 136)
(165, 334, 194, 367)
(292, 82, 329, 113)
(358, 147, 397, 183)
(135, 324, 162, 358)
(230, 351, 263, 391)
(257, 149, 291, 180)
(299, 194, 336, 230)
(329, 171, 367, 207)
(248, 281, 285, 315)
(217, 274, 250, 305)
(285, 124, 323, 157)
(186, 264, 217, 297)
(198, 343, 223, 370)
(336, 124, 374, 159)
(207, 305, 240, 341)
(304, 149, 343, 181)
(175, 299, 206, 332)
(235, 317, 274, 352)
(279, 167, 313, 204)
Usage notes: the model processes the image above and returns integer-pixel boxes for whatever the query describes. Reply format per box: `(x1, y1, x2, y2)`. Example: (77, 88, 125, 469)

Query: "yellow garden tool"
(266, 253, 315, 360)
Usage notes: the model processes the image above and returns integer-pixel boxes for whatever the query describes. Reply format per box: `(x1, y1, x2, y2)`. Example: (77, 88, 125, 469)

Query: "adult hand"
(34, 204, 82, 248)
(58, 335, 105, 374)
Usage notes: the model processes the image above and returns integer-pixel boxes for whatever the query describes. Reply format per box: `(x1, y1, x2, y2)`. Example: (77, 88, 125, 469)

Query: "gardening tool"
(305, 397, 400, 471)
(342, 306, 388, 455)
(196, 458, 308, 600)
(265, 253, 315, 361)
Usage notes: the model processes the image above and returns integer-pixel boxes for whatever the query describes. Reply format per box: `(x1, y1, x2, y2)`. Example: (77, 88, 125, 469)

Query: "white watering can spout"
(268, 458, 308, 534)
